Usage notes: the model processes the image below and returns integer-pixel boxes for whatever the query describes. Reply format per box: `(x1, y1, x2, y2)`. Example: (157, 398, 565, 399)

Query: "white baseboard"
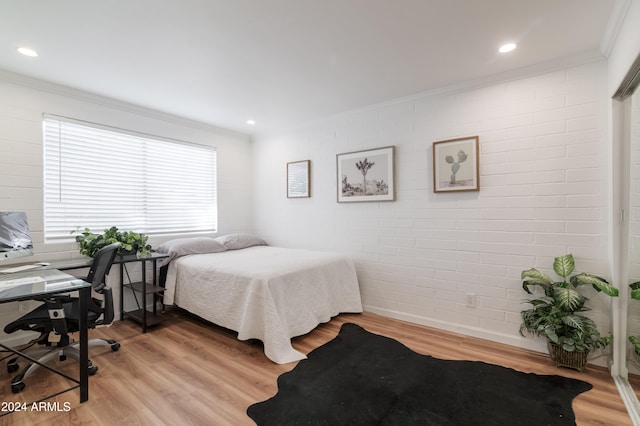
(362, 305, 610, 368)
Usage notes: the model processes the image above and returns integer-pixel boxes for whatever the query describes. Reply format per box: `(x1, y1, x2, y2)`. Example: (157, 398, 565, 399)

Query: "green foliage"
(629, 336, 640, 356)
(630, 281, 640, 301)
(520, 254, 618, 353)
(72, 226, 152, 258)
(628, 283, 640, 356)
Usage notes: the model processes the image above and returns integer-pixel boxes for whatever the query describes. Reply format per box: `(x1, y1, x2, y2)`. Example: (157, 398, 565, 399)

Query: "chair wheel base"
(111, 342, 120, 351)
(11, 382, 25, 394)
(88, 361, 98, 375)
(7, 361, 18, 374)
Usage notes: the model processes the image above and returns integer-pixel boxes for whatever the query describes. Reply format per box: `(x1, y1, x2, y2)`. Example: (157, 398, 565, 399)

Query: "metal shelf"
(124, 308, 168, 327)
(118, 253, 169, 333)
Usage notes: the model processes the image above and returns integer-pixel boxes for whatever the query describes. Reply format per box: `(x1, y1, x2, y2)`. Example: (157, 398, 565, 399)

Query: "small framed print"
(287, 160, 310, 198)
(433, 136, 479, 193)
(337, 146, 395, 202)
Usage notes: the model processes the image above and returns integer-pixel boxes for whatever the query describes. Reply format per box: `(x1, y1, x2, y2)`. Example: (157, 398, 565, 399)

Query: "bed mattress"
(163, 246, 362, 363)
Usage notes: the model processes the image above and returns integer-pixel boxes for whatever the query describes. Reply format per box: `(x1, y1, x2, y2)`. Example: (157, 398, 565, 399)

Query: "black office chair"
(4, 242, 121, 393)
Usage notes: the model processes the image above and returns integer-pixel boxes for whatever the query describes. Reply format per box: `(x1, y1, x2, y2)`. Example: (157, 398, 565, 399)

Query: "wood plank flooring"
(0, 309, 632, 425)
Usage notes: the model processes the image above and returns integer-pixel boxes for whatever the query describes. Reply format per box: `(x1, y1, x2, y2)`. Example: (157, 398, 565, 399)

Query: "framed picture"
(433, 136, 479, 193)
(337, 146, 395, 202)
(287, 160, 310, 198)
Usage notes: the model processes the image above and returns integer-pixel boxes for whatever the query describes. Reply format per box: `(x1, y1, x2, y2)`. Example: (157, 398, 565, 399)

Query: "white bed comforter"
(163, 246, 362, 364)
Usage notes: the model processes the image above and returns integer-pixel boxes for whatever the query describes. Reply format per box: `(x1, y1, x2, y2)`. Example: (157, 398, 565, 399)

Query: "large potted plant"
(519, 253, 619, 371)
(72, 226, 152, 258)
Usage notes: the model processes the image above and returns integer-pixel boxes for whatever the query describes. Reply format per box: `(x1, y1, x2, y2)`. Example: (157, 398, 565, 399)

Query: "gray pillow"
(156, 237, 226, 265)
(214, 233, 267, 250)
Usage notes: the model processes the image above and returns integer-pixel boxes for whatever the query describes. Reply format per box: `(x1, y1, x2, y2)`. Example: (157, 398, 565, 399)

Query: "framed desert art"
(287, 160, 310, 198)
(433, 136, 479, 193)
(337, 146, 395, 203)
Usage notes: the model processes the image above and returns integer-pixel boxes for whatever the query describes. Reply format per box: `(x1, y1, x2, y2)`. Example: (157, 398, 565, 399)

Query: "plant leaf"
(630, 336, 640, 356)
(572, 273, 619, 297)
(527, 296, 554, 307)
(554, 287, 585, 311)
(601, 332, 613, 347)
(631, 282, 640, 300)
(544, 328, 559, 344)
(521, 268, 554, 294)
(553, 254, 574, 280)
(561, 315, 585, 331)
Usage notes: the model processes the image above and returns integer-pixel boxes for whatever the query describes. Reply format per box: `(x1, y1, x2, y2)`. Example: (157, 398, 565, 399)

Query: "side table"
(115, 253, 169, 332)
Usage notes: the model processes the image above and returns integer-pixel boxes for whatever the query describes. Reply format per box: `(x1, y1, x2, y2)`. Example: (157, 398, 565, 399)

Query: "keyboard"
(0, 264, 42, 274)
(0, 275, 46, 289)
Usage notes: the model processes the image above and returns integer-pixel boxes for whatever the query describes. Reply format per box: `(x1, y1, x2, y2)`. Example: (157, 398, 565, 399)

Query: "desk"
(33, 254, 170, 332)
(0, 269, 91, 411)
(1, 253, 169, 332)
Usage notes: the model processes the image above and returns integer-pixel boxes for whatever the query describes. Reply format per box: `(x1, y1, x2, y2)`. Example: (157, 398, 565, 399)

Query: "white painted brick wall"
(254, 60, 611, 355)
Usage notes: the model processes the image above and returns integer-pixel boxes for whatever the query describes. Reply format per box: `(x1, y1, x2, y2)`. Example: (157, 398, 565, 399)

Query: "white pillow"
(214, 233, 267, 250)
(156, 237, 226, 265)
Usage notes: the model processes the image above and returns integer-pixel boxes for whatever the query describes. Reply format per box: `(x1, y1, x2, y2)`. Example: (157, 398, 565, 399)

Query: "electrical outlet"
(465, 293, 476, 308)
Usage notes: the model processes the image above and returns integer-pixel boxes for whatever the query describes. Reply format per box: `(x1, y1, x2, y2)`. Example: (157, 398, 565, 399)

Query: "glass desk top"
(0, 269, 90, 303)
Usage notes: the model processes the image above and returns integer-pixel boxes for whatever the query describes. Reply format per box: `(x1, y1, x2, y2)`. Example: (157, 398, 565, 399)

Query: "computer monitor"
(0, 212, 34, 261)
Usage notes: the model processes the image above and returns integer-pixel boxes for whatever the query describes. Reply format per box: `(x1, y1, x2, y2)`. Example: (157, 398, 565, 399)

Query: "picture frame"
(287, 160, 310, 198)
(337, 146, 395, 203)
(433, 136, 479, 193)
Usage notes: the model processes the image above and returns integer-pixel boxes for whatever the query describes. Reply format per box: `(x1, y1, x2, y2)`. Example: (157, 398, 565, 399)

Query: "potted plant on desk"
(72, 226, 152, 257)
(519, 253, 618, 371)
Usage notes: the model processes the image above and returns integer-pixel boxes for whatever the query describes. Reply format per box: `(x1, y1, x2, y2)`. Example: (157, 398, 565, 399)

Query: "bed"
(158, 235, 362, 364)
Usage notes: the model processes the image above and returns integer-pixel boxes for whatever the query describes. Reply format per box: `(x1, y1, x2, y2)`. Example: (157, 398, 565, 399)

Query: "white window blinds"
(43, 116, 217, 241)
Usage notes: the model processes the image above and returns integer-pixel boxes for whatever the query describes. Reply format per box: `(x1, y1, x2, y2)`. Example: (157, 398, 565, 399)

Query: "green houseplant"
(72, 226, 152, 258)
(520, 253, 619, 371)
(628, 282, 640, 355)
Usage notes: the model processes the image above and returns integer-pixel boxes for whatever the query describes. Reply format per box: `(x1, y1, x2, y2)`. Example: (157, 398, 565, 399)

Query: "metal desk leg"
(152, 259, 157, 315)
(142, 260, 147, 333)
(79, 285, 89, 402)
(119, 262, 124, 321)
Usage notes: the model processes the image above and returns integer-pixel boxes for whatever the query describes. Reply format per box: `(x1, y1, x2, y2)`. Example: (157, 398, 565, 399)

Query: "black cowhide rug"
(247, 323, 592, 425)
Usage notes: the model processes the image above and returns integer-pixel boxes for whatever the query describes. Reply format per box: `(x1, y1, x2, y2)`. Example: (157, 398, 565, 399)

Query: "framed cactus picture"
(337, 146, 395, 202)
(433, 136, 479, 193)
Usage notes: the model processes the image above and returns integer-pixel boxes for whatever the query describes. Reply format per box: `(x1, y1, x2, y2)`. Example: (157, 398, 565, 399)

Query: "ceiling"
(0, 0, 620, 137)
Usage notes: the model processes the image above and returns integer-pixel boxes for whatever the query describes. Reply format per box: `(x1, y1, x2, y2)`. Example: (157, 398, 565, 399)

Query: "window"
(43, 116, 217, 241)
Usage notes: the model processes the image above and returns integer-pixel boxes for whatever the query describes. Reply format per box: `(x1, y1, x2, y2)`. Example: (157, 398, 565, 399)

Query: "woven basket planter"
(547, 343, 588, 372)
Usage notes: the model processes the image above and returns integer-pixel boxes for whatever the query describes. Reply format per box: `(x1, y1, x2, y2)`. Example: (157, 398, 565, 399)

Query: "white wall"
(254, 60, 612, 356)
(0, 71, 254, 341)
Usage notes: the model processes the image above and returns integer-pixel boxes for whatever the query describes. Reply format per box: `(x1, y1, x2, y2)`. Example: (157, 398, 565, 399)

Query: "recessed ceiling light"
(247, 119, 256, 126)
(499, 43, 517, 53)
(17, 47, 38, 57)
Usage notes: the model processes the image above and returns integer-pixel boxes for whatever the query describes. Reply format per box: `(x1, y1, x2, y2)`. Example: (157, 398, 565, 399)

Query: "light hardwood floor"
(0, 309, 633, 425)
